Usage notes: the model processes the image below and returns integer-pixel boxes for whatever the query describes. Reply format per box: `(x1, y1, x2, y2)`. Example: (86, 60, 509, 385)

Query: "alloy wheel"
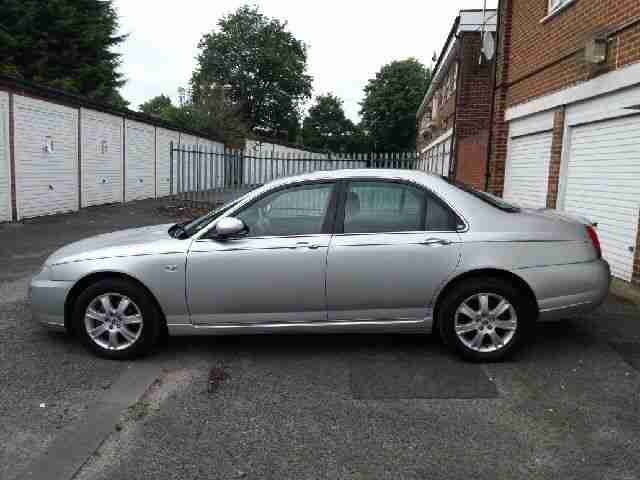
(454, 292, 518, 353)
(84, 293, 144, 351)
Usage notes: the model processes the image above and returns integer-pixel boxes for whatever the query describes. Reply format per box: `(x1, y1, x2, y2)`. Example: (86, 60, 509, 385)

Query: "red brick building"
(416, 10, 497, 189)
(486, 0, 640, 283)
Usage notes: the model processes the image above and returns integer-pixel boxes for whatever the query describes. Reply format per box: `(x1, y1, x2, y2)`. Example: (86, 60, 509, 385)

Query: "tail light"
(586, 225, 601, 258)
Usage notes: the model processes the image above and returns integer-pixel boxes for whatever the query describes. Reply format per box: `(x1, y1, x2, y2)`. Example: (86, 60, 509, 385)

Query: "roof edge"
(0, 74, 226, 144)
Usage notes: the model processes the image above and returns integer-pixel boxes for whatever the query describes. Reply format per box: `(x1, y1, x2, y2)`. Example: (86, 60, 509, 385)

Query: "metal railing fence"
(169, 142, 418, 206)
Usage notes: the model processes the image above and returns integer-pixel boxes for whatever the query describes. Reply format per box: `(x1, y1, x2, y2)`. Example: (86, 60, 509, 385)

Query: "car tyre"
(438, 277, 535, 362)
(73, 278, 162, 360)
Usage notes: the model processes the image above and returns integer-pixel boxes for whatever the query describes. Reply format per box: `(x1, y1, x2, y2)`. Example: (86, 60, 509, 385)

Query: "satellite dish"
(481, 31, 495, 61)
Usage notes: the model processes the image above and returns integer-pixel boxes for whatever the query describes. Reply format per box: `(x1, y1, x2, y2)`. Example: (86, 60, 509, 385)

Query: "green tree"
(191, 5, 312, 139)
(0, 0, 128, 107)
(302, 94, 365, 153)
(146, 86, 247, 147)
(359, 58, 430, 151)
(139, 94, 173, 117)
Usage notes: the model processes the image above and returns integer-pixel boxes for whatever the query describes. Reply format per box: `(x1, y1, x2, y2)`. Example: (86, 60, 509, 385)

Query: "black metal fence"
(169, 142, 418, 206)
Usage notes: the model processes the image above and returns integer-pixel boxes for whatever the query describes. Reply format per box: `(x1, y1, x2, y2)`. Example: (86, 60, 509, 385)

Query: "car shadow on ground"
(160, 319, 591, 362)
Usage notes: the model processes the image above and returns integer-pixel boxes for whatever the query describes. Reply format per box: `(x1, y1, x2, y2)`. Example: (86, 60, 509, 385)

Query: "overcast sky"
(114, 0, 497, 122)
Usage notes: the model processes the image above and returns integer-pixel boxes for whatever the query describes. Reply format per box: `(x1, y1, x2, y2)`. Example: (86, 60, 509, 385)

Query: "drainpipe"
(450, 38, 462, 180)
(484, 0, 504, 192)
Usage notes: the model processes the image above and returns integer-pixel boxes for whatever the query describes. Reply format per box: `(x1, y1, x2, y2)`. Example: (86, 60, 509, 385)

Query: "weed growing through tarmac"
(208, 365, 229, 394)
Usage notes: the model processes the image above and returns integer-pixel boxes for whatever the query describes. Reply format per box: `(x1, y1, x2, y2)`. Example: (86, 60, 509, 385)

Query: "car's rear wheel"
(438, 277, 535, 362)
(73, 278, 162, 360)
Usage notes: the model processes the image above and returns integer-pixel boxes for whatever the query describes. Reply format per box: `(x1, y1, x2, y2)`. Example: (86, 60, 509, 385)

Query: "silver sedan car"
(31, 170, 610, 361)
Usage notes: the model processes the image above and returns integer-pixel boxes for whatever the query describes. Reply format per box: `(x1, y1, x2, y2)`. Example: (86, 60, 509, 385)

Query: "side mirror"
(213, 217, 246, 239)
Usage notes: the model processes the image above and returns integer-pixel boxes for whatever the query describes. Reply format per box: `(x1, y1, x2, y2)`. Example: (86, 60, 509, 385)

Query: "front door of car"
(186, 182, 336, 325)
(326, 180, 462, 322)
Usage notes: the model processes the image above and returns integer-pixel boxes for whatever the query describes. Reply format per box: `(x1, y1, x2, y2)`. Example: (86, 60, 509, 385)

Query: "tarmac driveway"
(1, 200, 639, 480)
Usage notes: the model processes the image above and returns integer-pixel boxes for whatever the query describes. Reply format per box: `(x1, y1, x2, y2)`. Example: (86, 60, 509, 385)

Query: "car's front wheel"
(438, 277, 535, 362)
(73, 278, 162, 359)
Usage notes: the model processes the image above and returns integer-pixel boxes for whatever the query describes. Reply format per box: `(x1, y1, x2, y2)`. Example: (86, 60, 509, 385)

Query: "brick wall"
(453, 32, 495, 189)
(545, 109, 565, 208)
(507, 0, 640, 107)
(487, 0, 512, 196)
(488, 0, 640, 196)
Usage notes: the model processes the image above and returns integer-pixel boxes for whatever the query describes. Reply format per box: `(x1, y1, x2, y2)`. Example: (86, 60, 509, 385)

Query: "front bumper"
(30, 270, 74, 331)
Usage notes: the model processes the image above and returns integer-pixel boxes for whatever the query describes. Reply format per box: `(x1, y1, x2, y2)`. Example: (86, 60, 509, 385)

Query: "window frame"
(334, 178, 464, 235)
(202, 180, 340, 240)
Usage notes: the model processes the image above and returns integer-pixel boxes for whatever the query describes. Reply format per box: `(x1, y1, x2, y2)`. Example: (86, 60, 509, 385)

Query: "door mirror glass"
(214, 217, 246, 238)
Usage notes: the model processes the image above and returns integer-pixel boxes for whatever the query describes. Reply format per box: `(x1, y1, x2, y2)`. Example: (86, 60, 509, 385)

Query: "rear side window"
(342, 181, 460, 233)
(343, 182, 425, 233)
(425, 194, 460, 231)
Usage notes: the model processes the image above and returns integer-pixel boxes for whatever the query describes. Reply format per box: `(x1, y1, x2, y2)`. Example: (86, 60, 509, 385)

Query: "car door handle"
(419, 238, 452, 246)
(294, 241, 320, 249)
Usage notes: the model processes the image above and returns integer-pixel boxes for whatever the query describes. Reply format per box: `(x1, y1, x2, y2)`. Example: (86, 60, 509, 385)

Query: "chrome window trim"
(193, 175, 470, 240)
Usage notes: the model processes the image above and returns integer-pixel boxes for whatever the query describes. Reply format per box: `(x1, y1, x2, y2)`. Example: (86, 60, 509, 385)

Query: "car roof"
(266, 168, 447, 188)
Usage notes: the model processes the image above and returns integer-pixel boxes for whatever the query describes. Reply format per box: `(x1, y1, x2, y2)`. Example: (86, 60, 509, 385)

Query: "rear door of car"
(326, 179, 462, 322)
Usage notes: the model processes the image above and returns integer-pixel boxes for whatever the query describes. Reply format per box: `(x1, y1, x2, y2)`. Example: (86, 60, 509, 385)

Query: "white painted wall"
(81, 108, 123, 206)
(0, 92, 10, 222)
(124, 119, 155, 201)
(156, 127, 179, 197)
(245, 139, 327, 158)
(13, 95, 78, 219)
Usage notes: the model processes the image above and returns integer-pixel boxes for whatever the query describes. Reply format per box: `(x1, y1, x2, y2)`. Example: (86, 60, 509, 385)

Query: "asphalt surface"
(1, 200, 640, 480)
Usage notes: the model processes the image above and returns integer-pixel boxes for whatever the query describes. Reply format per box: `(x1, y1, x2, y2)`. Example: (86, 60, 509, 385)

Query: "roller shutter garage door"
(0, 92, 10, 222)
(81, 109, 123, 206)
(14, 96, 78, 219)
(125, 120, 155, 201)
(562, 115, 640, 281)
(503, 131, 552, 208)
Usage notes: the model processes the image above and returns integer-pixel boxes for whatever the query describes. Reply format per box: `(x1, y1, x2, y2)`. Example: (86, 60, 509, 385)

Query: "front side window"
(342, 181, 460, 234)
(235, 183, 334, 237)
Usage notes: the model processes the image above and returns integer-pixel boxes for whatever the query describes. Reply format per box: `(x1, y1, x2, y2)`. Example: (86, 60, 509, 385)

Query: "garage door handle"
(419, 238, 451, 246)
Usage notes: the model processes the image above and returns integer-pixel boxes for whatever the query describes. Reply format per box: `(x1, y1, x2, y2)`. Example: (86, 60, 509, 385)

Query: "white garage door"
(125, 120, 155, 201)
(0, 92, 10, 222)
(503, 131, 552, 208)
(562, 115, 640, 281)
(14, 96, 78, 219)
(156, 128, 179, 197)
(81, 109, 123, 207)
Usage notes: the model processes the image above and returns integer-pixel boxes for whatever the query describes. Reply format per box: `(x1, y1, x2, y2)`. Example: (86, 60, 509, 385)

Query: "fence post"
(169, 140, 174, 196)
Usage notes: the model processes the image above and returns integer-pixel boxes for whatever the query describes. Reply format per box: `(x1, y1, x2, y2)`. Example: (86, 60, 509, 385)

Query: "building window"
(548, 0, 572, 14)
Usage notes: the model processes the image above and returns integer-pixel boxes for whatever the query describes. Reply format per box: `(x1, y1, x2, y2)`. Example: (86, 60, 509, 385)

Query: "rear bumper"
(518, 258, 610, 322)
(30, 275, 74, 331)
